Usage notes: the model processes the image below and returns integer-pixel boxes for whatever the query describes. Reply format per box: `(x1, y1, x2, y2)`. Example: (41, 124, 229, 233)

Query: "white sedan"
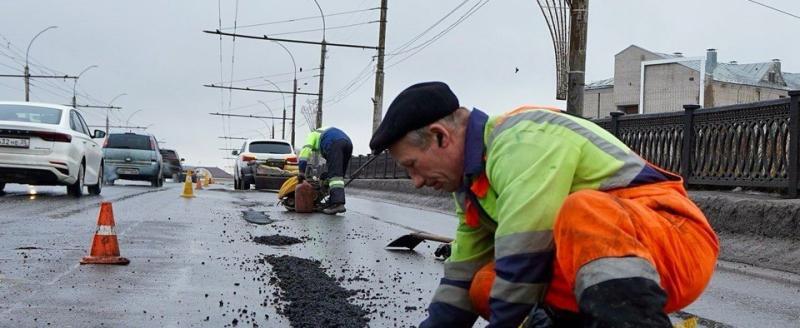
(0, 102, 105, 196)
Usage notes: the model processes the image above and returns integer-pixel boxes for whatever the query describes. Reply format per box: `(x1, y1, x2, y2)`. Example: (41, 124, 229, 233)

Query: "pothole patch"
(262, 255, 369, 328)
(252, 235, 302, 246)
(241, 210, 273, 225)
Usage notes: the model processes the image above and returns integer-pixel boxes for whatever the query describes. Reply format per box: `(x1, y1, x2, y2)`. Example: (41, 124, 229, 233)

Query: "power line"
(746, 0, 800, 20)
(265, 20, 379, 37)
(387, 0, 471, 56)
(221, 7, 380, 30)
(386, 0, 491, 69)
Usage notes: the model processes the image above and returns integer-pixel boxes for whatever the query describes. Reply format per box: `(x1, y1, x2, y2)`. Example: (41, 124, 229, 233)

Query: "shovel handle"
(344, 152, 382, 187)
(411, 232, 453, 244)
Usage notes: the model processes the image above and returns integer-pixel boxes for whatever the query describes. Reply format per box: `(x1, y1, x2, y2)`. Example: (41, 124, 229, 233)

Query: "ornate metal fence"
(348, 90, 800, 196)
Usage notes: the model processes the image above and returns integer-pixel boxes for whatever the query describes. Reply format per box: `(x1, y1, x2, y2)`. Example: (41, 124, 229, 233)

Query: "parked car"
(103, 132, 164, 187)
(159, 149, 184, 181)
(0, 102, 105, 196)
(233, 139, 298, 190)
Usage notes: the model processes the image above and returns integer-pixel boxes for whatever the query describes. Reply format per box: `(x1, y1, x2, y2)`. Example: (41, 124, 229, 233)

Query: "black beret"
(369, 81, 459, 153)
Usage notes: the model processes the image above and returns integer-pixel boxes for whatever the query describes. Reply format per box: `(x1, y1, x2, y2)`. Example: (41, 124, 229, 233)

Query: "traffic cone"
(202, 175, 210, 187)
(80, 202, 130, 265)
(180, 173, 195, 198)
(195, 175, 204, 190)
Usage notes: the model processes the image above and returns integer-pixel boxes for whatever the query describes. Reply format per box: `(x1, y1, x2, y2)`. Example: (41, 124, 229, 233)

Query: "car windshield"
(105, 134, 153, 150)
(0, 105, 62, 124)
(249, 141, 292, 154)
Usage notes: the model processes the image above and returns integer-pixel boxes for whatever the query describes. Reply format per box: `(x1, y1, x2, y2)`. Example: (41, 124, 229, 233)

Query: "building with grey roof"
(584, 45, 799, 119)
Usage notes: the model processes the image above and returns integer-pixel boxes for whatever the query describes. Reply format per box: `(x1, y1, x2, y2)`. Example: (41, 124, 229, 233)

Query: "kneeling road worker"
(298, 126, 353, 215)
(369, 82, 719, 327)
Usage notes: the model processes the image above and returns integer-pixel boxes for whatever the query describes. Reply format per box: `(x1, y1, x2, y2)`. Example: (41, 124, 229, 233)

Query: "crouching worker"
(298, 127, 353, 215)
(369, 82, 719, 327)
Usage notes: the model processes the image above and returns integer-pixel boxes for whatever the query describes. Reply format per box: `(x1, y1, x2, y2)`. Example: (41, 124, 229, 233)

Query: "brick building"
(584, 45, 800, 119)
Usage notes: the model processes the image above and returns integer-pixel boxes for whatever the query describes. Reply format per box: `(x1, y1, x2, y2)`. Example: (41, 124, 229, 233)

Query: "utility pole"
(566, 0, 588, 116)
(372, 0, 388, 133)
(316, 42, 326, 129)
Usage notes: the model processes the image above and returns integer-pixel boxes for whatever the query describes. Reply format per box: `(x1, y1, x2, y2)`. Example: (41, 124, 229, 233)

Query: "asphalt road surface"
(0, 181, 798, 327)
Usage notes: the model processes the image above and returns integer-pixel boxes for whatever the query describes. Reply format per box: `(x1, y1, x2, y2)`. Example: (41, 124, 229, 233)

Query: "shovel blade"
(385, 233, 426, 250)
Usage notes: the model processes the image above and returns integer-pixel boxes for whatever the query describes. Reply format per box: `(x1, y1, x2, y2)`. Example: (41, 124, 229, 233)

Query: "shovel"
(385, 231, 454, 251)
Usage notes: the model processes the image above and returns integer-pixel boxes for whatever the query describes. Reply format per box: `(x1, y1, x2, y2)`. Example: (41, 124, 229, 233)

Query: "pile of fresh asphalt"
(262, 255, 370, 328)
(252, 235, 302, 246)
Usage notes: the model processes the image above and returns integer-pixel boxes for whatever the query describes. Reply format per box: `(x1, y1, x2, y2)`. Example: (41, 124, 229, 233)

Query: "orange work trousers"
(470, 180, 719, 317)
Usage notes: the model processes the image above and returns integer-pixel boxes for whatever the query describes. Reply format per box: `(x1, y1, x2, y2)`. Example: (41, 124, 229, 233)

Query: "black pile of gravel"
(263, 255, 370, 328)
(252, 235, 302, 246)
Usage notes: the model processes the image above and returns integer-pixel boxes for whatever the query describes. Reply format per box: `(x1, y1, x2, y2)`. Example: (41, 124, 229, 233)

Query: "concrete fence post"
(787, 90, 800, 198)
(681, 104, 701, 187)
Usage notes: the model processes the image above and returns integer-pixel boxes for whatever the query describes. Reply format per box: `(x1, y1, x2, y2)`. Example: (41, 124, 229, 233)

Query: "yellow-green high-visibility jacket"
(298, 127, 350, 173)
(420, 106, 674, 328)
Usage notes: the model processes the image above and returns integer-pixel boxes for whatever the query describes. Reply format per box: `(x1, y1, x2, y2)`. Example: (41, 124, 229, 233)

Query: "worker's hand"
(518, 304, 553, 328)
(297, 174, 305, 183)
(434, 243, 451, 259)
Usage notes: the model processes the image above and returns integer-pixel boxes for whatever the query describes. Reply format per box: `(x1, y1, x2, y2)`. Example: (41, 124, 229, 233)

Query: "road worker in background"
(370, 81, 719, 327)
(298, 127, 353, 215)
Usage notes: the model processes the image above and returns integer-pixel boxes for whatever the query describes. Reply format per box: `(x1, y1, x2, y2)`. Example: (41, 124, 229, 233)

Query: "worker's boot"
(577, 277, 671, 328)
(322, 203, 346, 215)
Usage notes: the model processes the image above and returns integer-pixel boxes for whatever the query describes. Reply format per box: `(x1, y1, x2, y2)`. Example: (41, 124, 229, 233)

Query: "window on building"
(619, 105, 638, 114)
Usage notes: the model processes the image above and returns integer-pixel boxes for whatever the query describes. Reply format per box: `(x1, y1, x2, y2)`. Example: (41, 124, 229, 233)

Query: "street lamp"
(263, 80, 287, 139)
(257, 100, 276, 139)
(72, 65, 98, 108)
(272, 41, 298, 147)
(125, 109, 143, 126)
(25, 25, 58, 102)
(312, 0, 326, 129)
(107, 93, 127, 134)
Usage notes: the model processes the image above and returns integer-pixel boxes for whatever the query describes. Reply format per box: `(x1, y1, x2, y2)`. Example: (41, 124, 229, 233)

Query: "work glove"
(518, 304, 554, 328)
(434, 243, 451, 259)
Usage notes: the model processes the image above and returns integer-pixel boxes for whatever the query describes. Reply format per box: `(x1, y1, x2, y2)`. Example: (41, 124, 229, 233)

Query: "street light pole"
(312, 0, 326, 129)
(263, 80, 287, 139)
(108, 93, 127, 135)
(125, 109, 143, 127)
(272, 41, 298, 147)
(257, 100, 276, 139)
(25, 26, 58, 102)
(72, 65, 98, 108)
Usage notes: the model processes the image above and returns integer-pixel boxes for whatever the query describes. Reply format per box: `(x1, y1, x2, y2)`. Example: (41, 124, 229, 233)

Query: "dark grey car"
(103, 132, 164, 187)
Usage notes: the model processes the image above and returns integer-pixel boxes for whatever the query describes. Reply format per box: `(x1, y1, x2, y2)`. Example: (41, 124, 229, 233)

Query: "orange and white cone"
(195, 175, 203, 190)
(80, 202, 130, 265)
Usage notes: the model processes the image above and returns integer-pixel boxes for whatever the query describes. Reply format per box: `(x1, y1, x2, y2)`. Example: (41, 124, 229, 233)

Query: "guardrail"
(348, 90, 800, 196)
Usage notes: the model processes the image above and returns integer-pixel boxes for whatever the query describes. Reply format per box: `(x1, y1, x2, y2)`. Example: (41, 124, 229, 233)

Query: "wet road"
(0, 181, 799, 327)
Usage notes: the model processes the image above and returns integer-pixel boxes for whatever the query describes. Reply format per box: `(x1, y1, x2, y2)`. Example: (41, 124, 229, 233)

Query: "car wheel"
(0, 182, 5, 195)
(67, 163, 85, 197)
(88, 165, 103, 195)
(151, 175, 160, 187)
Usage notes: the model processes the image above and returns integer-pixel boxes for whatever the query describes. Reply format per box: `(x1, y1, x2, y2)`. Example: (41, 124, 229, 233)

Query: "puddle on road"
(252, 235, 302, 246)
(241, 210, 273, 225)
(261, 255, 370, 328)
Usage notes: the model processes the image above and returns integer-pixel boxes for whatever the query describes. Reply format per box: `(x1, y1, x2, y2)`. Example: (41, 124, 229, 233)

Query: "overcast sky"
(1, 0, 798, 172)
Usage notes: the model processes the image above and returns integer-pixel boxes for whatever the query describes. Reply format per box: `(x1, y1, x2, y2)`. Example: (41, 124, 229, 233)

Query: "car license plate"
(117, 168, 139, 175)
(0, 137, 30, 148)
